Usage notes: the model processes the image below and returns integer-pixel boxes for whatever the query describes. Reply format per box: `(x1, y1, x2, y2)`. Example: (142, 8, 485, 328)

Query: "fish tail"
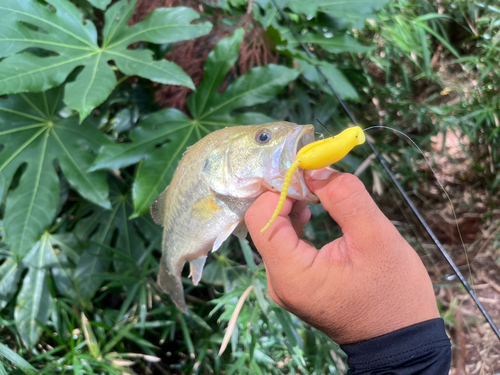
(158, 260, 187, 313)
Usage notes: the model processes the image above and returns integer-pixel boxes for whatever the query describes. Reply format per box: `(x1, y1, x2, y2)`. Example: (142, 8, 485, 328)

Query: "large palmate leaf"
(91, 28, 299, 216)
(0, 88, 110, 259)
(74, 179, 161, 303)
(0, 0, 212, 121)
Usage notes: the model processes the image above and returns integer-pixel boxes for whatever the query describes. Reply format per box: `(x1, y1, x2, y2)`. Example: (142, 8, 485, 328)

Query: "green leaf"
(0, 342, 37, 375)
(298, 59, 359, 100)
(0, 0, 212, 121)
(81, 313, 100, 358)
(253, 0, 289, 29)
(0, 257, 24, 310)
(47, 234, 81, 300)
(287, 0, 318, 15)
(92, 29, 298, 216)
(0, 89, 111, 259)
(317, 0, 389, 29)
(14, 235, 54, 348)
(187, 28, 245, 118)
(199, 64, 300, 122)
(87, 0, 111, 10)
(301, 34, 373, 54)
(239, 239, 256, 273)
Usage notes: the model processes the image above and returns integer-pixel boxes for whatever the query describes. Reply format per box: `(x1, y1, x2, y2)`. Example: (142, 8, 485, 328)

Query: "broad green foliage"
(91, 29, 300, 216)
(0, 0, 212, 121)
(0, 88, 110, 259)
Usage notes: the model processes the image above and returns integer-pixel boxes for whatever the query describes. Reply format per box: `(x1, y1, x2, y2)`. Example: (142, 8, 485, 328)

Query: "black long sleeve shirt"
(340, 318, 452, 374)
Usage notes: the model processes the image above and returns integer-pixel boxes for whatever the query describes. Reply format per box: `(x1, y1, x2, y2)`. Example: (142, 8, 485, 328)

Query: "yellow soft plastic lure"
(261, 126, 366, 232)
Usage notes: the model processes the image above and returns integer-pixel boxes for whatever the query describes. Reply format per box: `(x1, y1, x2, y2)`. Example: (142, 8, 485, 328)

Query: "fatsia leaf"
(317, 0, 389, 30)
(0, 0, 212, 121)
(92, 29, 299, 216)
(0, 88, 110, 259)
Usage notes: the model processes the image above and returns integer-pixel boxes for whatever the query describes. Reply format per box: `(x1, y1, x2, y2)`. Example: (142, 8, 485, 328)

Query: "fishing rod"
(270, 0, 500, 341)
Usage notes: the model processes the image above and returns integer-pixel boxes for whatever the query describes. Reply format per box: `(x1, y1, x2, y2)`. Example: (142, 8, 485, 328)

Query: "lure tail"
(261, 160, 301, 232)
(158, 260, 187, 312)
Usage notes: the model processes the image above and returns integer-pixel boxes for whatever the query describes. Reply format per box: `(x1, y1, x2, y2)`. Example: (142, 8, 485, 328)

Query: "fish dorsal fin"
(150, 186, 169, 225)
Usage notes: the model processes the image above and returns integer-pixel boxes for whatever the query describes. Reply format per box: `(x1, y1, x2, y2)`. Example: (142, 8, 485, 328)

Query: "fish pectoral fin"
(158, 259, 186, 313)
(189, 256, 207, 286)
(213, 221, 240, 252)
(191, 193, 222, 222)
(233, 220, 248, 240)
(151, 186, 169, 225)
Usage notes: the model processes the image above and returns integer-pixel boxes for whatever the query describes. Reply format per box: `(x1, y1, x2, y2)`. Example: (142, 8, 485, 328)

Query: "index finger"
(305, 169, 402, 252)
(245, 192, 318, 275)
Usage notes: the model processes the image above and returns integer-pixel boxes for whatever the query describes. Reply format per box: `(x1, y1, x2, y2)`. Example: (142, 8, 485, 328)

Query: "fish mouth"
(286, 125, 320, 204)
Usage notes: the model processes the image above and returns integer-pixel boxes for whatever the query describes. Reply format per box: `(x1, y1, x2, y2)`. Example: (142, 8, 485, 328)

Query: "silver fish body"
(151, 122, 318, 311)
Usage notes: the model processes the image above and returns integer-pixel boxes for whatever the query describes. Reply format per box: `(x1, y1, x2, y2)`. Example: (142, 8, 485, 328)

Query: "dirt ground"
(429, 132, 500, 374)
(373, 130, 500, 374)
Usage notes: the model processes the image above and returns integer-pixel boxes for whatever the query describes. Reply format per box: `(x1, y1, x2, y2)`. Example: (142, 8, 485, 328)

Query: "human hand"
(245, 168, 439, 344)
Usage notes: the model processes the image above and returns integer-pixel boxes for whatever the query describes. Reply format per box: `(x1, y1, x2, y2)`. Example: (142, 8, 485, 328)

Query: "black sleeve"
(339, 318, 451, 374)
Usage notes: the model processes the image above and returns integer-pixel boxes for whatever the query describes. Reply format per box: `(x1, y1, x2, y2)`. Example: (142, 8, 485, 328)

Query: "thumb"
(245, 192, 318, 276)
(305, 168, 398, 248)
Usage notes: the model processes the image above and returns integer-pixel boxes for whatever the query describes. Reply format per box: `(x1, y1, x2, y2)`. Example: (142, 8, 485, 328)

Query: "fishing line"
(316, 119, 334, 137)
(364, 125, 472, 276)
(270, 0, 500, 340)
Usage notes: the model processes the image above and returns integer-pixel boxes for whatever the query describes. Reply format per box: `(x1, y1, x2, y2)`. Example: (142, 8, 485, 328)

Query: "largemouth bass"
(151, 122, 318, 311)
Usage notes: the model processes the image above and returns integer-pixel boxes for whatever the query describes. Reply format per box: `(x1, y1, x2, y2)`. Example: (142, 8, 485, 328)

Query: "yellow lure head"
(297, 126, 365, 170)
(260, 126, 365, 232)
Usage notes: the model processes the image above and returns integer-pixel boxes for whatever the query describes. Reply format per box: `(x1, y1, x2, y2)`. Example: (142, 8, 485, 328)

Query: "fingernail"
(307, 168, 334, 181)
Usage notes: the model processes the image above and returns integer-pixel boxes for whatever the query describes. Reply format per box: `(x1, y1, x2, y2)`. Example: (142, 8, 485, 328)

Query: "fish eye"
(256, 130, 271, 144)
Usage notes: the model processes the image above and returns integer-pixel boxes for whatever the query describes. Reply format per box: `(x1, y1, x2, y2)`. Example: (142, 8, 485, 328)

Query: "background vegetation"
(0, 0, 499, 373)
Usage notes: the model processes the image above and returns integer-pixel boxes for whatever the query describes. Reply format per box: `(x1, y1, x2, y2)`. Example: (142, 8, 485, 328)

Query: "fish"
(151, 122, 318, 312)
